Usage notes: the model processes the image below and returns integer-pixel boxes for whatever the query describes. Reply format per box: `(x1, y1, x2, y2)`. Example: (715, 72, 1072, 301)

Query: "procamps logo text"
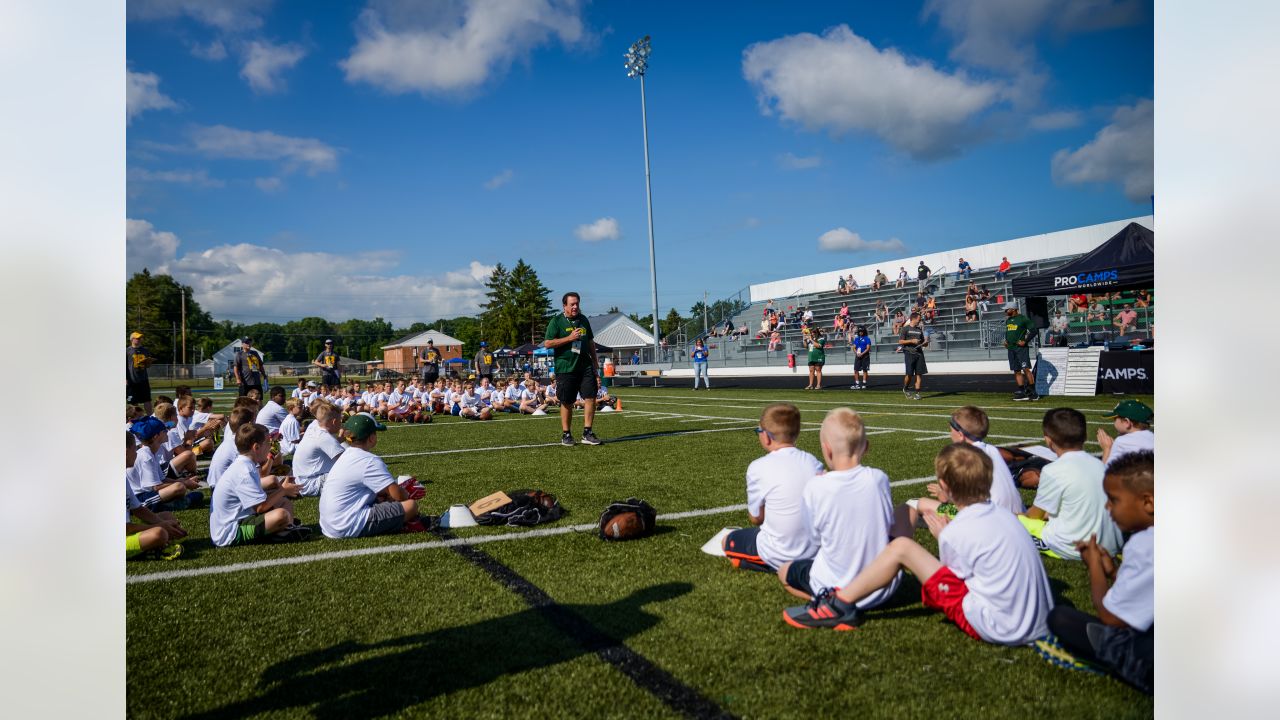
(1053, 269, 1119, 288)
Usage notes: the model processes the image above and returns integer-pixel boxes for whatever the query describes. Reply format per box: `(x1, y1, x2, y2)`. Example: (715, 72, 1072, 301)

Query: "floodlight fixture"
(624, 34, 661, 359)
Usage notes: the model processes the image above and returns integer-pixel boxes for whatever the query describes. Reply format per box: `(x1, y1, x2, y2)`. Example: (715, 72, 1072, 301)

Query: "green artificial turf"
(127, 387, 1154, 718)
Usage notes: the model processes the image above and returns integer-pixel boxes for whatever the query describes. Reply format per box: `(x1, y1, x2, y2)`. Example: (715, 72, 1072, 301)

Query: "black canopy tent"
(1010, 222, 1154, 297)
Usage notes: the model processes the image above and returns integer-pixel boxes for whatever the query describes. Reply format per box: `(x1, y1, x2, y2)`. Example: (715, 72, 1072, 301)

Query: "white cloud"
(126, 70, 177, 123)
(127, 167, 224, 188)
(777, 152, 822, 170)
(126, 218, 181, 274)
(240, 39, 306, 93)
(1051, 99, 1153, 202)
(817, 227, 906, 253)
(1030, 110, 1083, 131)
(255, 176, 284, 193)
(190, 39, 228, 61)
(127, 0, 272, 33)
(341, 0, 586, 97)
(484, 168, 514, 189)
(127, 218, 496, 320)
(743, 25, 1004, 160)
(574, 217, 620, 242)
(189, 125, 339, 175)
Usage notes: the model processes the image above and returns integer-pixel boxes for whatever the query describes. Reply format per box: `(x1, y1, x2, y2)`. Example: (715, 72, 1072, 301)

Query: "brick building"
(380, 330, 465, 374)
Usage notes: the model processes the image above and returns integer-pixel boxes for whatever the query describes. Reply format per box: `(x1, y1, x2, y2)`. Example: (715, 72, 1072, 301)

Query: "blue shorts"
(723, 527, 773, 572)
(784, 559, 816, 595)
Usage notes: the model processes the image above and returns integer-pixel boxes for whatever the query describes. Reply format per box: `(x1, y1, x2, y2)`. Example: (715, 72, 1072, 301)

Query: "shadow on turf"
(181, 582, 693, 720)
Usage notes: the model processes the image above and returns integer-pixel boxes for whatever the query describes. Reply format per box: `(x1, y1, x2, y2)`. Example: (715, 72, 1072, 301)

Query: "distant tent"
(513, 343, 540, 356)
(1011, 222, 1153, 296)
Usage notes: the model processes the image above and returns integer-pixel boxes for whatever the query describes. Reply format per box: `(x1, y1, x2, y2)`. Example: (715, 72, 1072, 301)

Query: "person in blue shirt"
(691, 338, 710, 390)
(956, 257, 972, 281)
(850, 325, 873, 389)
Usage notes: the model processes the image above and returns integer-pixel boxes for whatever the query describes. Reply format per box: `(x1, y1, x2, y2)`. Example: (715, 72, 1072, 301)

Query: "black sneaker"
(581, 429, 602, 446)
(1013, 389, 1029, 401)
(1027, 391, 1041, 401)
(782, 590, 863, 630)
(561, 432, 575, 447)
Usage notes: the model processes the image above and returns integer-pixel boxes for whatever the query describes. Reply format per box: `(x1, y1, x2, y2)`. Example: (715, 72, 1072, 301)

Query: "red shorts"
(920, 566, 982, 641)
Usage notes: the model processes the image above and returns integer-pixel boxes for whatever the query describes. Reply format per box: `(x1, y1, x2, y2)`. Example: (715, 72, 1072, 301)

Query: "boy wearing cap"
(129, 416, 203, 510)
(1004, 302, 1039, 401)
(234, 337, 266, 398)
(314, 339, 341, 387)
(126, 331, 154, 414)
(319, 414, 425, 538)
(209, 423, 305, 547)
(1097, 400, 1154, 466)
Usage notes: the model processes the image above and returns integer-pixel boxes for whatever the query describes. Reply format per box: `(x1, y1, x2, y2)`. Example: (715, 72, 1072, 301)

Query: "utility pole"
(703, 290, 708, 335)
(180, 288, 187, 364)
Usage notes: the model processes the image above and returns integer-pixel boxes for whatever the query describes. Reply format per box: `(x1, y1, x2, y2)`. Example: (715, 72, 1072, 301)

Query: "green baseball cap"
(344, 412, 387, 440)
(1101, 399, 1153, 423)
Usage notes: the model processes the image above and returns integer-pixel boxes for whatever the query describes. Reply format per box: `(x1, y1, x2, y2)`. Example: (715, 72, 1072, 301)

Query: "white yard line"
(620, 398, 1115, 427)
(612, 392, 1126, 414)
(127, 476, 938, 584)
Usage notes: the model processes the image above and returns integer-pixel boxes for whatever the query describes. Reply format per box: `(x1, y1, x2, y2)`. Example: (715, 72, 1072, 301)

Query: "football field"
(127, 386, 1154, 719)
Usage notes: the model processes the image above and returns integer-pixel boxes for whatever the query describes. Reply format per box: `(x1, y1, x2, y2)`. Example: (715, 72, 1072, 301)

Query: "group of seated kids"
(722, 401, 1154, 694)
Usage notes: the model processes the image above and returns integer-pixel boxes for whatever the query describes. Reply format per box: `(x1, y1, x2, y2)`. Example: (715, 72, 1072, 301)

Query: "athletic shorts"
(423, 369, 439, 383)
(557, 370, 598, 407)
(904, 352, 928, 376)
(722, 527, 774, 572)
(321, 370, 340, 387)
(1008, 346, 1031, 371)
(362, 501, 407, 537)
(808, 361, 824, 368)
(784, 558, 816, 595)
(853, 354, 870, 372)
(126, 532, 145, 558)
(226, 515, 267, 547)
(126, 380, 152, 404)
(1016, 516, 1063, 559)
(298, 473, 326, 497)
(239, 383, 263, 397)
(921, 566, 981, 641)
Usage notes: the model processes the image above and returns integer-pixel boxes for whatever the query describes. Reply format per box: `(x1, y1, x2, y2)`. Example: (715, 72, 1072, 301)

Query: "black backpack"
(474, 489, 564, 527)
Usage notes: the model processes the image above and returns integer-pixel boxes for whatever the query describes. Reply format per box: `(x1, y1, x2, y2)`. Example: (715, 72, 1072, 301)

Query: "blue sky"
(125, 0, 1153, 324)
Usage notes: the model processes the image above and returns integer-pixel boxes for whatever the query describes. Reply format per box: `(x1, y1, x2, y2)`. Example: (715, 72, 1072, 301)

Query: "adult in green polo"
(544, 291, 601, 446)
(1003, 301, 1040, 401)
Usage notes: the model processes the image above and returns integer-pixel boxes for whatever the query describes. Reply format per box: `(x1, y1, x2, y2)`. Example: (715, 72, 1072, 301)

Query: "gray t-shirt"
(235, 348, 264, 386)
(474, 349, 495, 375)
(127, 345, 150, 384)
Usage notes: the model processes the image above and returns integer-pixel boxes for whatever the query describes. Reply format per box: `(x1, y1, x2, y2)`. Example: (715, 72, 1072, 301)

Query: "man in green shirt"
(544, 292, 601, 446)
(1003, 302, 1040, 401)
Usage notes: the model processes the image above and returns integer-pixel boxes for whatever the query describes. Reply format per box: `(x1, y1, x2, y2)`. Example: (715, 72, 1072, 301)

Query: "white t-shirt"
(506, 385, 522, 402)
(206, 431, 239, 489)
(520, 388, 538, 404)
(974, 440, 1024, 514)
(126, 484, 141, 522)
(125, 465, 143, 495)
(744, 447, 823, 567)
(804, 465, 900, 607)
(135, 445, 165, 491)
(1108, 430, 1154, 466)
(940, 502, 1053, 645)
(1103, 526, 1154, 631)
(460, 391, 480, 409)
(319, 446, 395, 538)
(191, 411, 210, 432)
(1033, 450, 1122, 559)
(176, 413, 193, 437)
(278, 414, 301, 455)
(209, 455, 268, 547)
(256, 400, 288, 432)
(294, 426, 345, 486)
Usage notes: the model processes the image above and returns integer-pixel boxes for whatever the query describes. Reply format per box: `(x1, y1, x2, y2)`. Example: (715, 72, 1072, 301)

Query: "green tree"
(125, 270, 216, 363)
(480, 263, 513, 346)
(508, 259, 551, 346)
(660, 307, 684, 337)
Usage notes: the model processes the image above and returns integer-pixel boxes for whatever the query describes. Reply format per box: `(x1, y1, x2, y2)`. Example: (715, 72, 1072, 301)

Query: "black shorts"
(239, 383, 263, 397)
(478, 372, 493, 382)
(556, 370, 598, 407)
(1008, 346, 1031, 371)
(808, 361, 824, 368)
(126, 380, 151, 404)
(723, 527, 773, 572)
(422, 368, 439, 383)
(854, 354, 870, 372)
(321, 370, 340, 387)
(784, 558, 815, 595)
(904, 352, 928, 376)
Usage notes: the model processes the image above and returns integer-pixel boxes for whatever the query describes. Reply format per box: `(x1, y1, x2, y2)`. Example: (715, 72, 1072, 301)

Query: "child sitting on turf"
(785, 443, 1054, 643)
(129, 416, 203, 510)
(293, 401, 345, 497)
(151, 402, 200, 480)
(459, 382, 492, 420)
(905, 406, 1024, 524)
(520, 378, 547, 415)
(722, 403, 823, 573)
(595, 384, 622, 411)
(1095, 400, 1154, 466)
(776, 408, 900, 607)
(125, 432, 188, 560)
(209, 423, 306, 547)
(1020, 408, 1122, 561)
(207, 407, 280, 491)
(319, 413, 424, 537)
(544, 379, 560, 409)
(278, 399, 303, 457)
(176, 396, 220, 456)
(1036, 450, 1153, 693)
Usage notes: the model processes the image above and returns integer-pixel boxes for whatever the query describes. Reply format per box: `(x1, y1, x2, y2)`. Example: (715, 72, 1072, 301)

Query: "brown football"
(603, 511, 643, 540)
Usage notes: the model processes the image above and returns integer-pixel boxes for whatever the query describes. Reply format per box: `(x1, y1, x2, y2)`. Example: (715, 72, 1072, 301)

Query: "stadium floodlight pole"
(625, 35, 661, 362)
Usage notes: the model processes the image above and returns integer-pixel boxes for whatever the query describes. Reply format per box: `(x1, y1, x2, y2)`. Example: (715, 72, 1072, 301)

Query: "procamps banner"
(1096, 351, 1152, 394)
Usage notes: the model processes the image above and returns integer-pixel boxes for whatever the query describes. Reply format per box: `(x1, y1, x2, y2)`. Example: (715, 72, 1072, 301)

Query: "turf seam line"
(126, 478, 935, 584)
(435, 528, 739, 720)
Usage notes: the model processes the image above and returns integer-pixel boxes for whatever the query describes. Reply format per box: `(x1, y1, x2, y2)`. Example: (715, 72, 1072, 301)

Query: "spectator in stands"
(896, 267, 909, 288)
(839, 302, 850, 326)
(1048, 311, 1070, 345)
(764, 299, 774, 318)
(979, 286, 992, 313)
(995, 256, 1012, 280)
(873, 269, 887, 291)
(956, 258, 971, 281)
(1114, 304, 1139, 335)
(875, 301, 888, 327)
(964, 294, 978, 322)
(966, 281, 979, 299)
(848, 275, 859, 292)
(915, 292, 928, 312)
(803, 306, 814, 325)
(735, 323, 749, 337)
(837, 275, 849, 295)
(1069, 293, 1089, 313)
(1134, 289, 1151, 308)
(925, 295, 938, 324)
(768, 329, 782, 352)
(760, 316, 771, 337)
(1087, 298, 1107, 324)
(892, 309, 906, 335)
(631, 350, 640, 365)
(917, 262, 932, 293)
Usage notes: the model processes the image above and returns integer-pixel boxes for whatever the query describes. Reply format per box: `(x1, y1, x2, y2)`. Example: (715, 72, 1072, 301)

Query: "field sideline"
(127, 386, 1153, 719)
